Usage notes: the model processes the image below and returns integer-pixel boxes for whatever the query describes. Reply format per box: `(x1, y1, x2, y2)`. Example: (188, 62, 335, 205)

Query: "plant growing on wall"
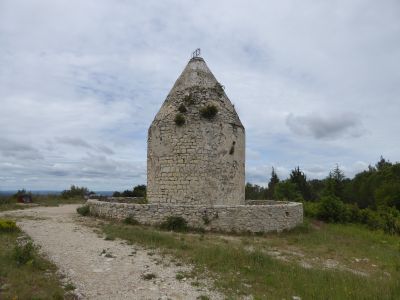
(200, 104, 218, 120)
(174, 113, 185, 126)
(178, 104, 187, 113)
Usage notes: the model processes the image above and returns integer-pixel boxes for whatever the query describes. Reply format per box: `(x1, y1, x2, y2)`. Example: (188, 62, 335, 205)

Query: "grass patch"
(0, 219, 18, 232)
(0, 229, 65, 299)
(64, 282, 75, 291)
(101, 221, 400, 299)
(175, 272, 185, 280)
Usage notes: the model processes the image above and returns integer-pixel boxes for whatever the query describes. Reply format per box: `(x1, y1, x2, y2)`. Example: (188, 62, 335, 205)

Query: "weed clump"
(202, 215, 210, 225)
(76, 205, 90, 216)
(123, 216, 139, 225)
(174, 113, 185, 126)
(13, 241, 35, 266)
(0, 219, 18, 232)
(160, 216, 188, 232)
(178, 103, 187, 113)
(200, 105, 218, 120)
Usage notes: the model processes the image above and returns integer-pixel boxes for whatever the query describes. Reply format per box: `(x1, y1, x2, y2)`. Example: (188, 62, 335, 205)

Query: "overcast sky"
(1, 0, 399, 191)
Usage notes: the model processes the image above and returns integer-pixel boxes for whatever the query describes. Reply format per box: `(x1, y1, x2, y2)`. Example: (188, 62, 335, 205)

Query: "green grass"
(101, 220, 400, 299)
(0, 224, 65, 299)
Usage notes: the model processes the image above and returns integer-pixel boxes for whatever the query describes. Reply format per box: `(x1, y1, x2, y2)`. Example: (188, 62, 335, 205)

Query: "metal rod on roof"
(192, 48, 201, 58)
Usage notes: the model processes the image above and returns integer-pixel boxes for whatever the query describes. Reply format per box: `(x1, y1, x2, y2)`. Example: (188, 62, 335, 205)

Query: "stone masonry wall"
(147, 57, 245, 206)
(87, 199, 303, 233)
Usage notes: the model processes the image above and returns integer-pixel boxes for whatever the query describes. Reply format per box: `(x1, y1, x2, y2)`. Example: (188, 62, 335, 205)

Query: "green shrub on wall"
(200, 105, 218, 119)
(174, 113, 185, 126)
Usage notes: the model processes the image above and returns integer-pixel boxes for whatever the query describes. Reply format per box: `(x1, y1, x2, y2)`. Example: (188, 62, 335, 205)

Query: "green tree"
(274, 181, 303, 202)
(245, 183, 266, 200)
(290, 167, 312, 200)
(266, 167, 280, 198)
(61, 185, 89, 199)
(132, 184, 146, 197)
(324, 165, 346, 200)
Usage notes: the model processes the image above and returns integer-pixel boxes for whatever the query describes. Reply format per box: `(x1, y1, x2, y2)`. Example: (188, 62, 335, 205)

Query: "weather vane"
(192, 48, 201, 58)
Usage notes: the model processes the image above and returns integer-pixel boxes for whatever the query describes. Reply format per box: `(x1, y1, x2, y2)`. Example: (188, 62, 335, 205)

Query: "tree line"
(245, 157, 400, 234)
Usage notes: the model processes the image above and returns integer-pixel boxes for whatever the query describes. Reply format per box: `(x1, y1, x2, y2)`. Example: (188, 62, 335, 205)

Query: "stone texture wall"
(87, 200, 303, 233)
(147, 57, 245, 206)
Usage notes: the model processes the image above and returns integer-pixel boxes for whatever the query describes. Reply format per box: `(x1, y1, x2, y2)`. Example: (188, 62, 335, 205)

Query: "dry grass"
(100, 219, 400, 299)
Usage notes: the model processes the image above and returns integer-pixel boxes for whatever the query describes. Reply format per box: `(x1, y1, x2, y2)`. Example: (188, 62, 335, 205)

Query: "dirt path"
(1, 205, 223, 300)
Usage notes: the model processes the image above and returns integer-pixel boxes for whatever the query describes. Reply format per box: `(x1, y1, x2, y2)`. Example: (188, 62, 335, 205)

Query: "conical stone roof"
(152, 57, 243, 128)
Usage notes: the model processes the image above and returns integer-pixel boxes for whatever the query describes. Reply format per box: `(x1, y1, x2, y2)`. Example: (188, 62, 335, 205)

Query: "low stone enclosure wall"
(97, 197, 145, 203)
(87, 199, 303, 233)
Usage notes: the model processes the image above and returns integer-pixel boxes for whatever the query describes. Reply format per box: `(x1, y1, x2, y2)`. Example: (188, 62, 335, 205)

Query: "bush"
(113, 185, 147, 198)
(124, 216, 139, 225)
(200, 105, 218, 119)
(0, 219, 18, 232)
(306, 197, 400, 235)
(160, 216, 188, 232)
(61, 185, 89, 199)
(76, 205, 90, 216)
(13, 241, 35, 266)
(317, 195, 347, 223)
(174, 113, 185, 126)
(303, 202, 319, 218)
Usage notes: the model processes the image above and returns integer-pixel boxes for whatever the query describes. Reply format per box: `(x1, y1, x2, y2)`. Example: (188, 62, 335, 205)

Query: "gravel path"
(2, 205, 223, 300)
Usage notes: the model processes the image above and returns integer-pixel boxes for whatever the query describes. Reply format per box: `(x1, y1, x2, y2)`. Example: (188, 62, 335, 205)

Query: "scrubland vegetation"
(0, 219, 66, 299)
(100, 218, 400, 299)
(0, 185, 88, 212)
(246, 157, 400, 235)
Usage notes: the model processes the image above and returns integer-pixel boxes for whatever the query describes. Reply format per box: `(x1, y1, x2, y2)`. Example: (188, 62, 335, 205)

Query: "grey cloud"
(55, 137, 115, 155)
(286, 113, 365, 139)
(56, 137, 92, 149)
(96, 145, 114, 155)
(0, 138, 43, 160)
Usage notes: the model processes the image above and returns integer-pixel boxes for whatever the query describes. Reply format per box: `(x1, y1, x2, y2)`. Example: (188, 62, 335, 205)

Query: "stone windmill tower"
(147, 52, 245, 206)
